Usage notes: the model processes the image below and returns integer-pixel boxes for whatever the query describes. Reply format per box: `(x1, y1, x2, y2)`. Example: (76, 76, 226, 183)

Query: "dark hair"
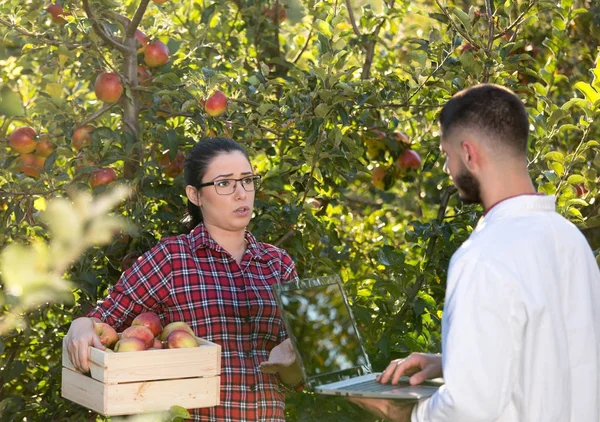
(183, 137, 250, 231)
(438, 84, 530, 156)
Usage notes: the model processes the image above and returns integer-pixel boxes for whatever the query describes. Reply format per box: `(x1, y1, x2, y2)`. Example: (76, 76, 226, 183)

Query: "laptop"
(272, 275, 444, 399)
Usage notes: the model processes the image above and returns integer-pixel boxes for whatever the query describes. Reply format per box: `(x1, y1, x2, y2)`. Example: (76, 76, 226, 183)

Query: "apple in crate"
(159, 321, 194, 341)
(167, 330, 198, 349)
(94, 322, 119, 349)
(151, 338, 164, 349)
(114, 337, 147, 352)
(121, 325, 154, 349)
(131, 312, 163, 337)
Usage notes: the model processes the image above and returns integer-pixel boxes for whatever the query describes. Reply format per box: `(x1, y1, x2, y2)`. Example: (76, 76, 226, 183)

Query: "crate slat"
(62, 368, 220, 416)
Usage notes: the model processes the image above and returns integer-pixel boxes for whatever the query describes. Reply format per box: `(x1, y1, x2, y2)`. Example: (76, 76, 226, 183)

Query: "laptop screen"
(273, 276, 371, 385)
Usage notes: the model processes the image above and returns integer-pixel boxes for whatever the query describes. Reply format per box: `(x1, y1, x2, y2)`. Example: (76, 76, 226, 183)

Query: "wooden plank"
(62, 337, 221, 384)
(104, 375, 220, 416)
(61, 367, 220, 416)
(61, 367, 107, 414)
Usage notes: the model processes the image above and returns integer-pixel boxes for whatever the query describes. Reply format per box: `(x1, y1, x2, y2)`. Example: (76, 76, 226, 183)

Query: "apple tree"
(1, 0, 599, 420)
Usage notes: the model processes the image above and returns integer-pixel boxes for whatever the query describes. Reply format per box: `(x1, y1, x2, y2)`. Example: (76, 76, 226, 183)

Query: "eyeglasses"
(198, 175, 262, 195)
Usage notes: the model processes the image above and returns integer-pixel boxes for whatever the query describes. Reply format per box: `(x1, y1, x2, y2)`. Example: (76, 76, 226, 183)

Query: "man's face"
(440, 137, 482, 205)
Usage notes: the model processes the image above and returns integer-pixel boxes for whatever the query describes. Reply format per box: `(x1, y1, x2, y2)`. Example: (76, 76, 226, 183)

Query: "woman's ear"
(185, 185, 201, 207)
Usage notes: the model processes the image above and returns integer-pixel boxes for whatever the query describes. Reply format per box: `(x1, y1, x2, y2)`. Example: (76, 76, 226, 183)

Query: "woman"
(66, 137, 302, 421)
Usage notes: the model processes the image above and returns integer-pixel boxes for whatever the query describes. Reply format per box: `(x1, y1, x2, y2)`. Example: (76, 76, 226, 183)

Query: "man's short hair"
(439, 84, 530, 155)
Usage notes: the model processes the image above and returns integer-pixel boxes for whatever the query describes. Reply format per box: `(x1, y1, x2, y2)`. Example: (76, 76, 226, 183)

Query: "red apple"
(136, 65, 152, 86)
(392, 131, 410, 145)
(263, 5, 287, 23)
(89, 168, 117, 188)
(94, 322, 119, 349)
(144, 40, 169, 68)
(205, 90, 227, 117)
(9, 127, 38, 154)
(135, 29, 148, 53)
(152, 337, 164, 349)
(114, 337, 146, 352)
(132, 312, 163, 337)
(152, 0, 168, 3)
(159, 321, 194, 341)
(35, 135, 56, 157)
(94, 72, 123, 104)
(16, 154, 44, 178)
(166, 330, 198, 349)
(47, 3, 69, 25)
(121, 325, 154, 349)
(162, 150, 186, 178)
(72, 125, 94, 151)
(575, 184, 588, 197)
(396, 149, 422, 170)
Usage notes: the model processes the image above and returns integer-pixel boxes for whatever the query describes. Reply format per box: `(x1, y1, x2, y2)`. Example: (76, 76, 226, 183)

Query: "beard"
(454, 166, 482, 205)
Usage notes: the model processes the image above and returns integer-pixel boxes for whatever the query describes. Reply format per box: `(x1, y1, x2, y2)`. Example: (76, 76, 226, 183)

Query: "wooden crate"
(61, 337, 221, 416)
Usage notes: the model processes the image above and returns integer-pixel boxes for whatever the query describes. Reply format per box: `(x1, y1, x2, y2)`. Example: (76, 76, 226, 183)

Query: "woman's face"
(190, 151, 256, 232)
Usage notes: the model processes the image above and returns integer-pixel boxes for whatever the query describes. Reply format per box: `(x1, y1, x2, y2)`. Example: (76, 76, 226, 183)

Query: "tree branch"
(274, 229, 296, 247)
(126, 0, 151, 37)
(0, 18, 88, 49)
(395, 186, 457, 321)
(345, 0, 362, 37)
(493, 1, 537, 40)
(82, 0, 129, 53)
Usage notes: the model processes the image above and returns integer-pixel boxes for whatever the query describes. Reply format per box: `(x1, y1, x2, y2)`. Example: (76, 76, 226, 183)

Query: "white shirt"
(411, 195, 600, 422)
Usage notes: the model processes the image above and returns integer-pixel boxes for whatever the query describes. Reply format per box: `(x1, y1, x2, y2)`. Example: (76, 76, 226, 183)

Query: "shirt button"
(248, 384, 256, 391)
(240, 285, 245, 291)
(245, 316, 251, 323)
(246, 351, 252, 358)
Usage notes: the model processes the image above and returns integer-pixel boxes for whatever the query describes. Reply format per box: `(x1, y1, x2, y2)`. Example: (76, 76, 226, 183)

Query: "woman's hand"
(258, 338, 296, 374)
(65, 317, 105, 373)
(377, 353, 442, 386)
(258, 338, 303, 387)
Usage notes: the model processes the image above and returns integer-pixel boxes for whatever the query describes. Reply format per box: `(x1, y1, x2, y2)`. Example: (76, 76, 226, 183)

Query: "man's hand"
(378, 353, 442, 386)
(258, 338, 296, 374)
(349, 397, 415, 422)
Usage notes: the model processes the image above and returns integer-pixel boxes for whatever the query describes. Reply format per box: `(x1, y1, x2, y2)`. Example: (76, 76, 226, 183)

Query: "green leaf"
(544, 151, 565, 162)
(566, 198, 589, 207)
(314, 103, 330, 118)
(453, 8, 472, 31)
(169, 405, 191, 418)
(314, 19, 333, 37)
(574, 82, 600, 103)
(0, 87, 25, 116)
(551, 162, 564, 176)
(567, 174, 586, 185)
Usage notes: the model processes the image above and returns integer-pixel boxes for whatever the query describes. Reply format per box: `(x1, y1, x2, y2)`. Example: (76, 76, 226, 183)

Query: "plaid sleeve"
(87, 241, 172, 331)
(277, 248, 298, 345)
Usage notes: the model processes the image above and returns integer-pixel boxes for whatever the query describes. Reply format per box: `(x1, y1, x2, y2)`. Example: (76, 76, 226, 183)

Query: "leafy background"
(0, 0, 598, 420)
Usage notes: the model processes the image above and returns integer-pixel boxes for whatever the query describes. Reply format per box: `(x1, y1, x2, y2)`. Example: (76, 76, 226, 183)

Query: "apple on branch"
(94, 72, 123, 104)
(16, 154, 45, 178)
(9, 127, 38, 154)
(72, 125, 94, 151)
(205, 90, 227, 117)
(35, 135, 56, 157)
(144, 40, 169, 68)
(89, 168, 117, 189)
(396, 149, 422, 171)
(46, 3, 70, 25)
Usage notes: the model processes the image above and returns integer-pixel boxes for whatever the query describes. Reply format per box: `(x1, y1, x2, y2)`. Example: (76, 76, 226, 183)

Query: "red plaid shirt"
(88, 223, 298, 421)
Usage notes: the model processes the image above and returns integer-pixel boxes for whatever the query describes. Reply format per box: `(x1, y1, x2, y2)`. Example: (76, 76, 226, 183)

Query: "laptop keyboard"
(335, 379, 409, 392)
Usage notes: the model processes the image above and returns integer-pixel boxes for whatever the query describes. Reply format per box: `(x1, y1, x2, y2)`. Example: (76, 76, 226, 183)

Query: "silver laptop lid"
(273, 275, 373, 388)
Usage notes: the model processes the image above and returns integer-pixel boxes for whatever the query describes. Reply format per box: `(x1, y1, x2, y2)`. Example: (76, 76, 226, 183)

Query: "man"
(352, 84, 600, 421)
